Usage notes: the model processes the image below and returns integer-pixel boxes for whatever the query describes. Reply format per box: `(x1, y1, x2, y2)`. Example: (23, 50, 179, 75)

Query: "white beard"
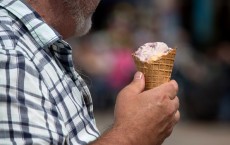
(74, 15, 92, 37)
(63, 0, 93, 36)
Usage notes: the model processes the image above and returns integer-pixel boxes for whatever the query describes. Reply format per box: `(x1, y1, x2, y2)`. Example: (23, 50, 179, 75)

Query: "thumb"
(119, 72, 145, 96)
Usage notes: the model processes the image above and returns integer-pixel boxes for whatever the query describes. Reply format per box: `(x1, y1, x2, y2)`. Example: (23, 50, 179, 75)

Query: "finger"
(119, 72, 145, 97)
(174, 110, 180, 123)
(171, 96, 180, 111)
(167, 110, 180, 137)
(147, 80, 178, 101)
(158, 80, 178, 100)
(167, 80, 178, 100)
(167, 96, 179, 116)
(170, 110, 180, 128)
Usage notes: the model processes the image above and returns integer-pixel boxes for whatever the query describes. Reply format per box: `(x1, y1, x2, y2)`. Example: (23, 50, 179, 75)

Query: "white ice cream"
(134, 42, 173, 62)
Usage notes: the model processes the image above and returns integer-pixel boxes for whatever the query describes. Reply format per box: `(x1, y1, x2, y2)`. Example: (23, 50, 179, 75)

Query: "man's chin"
(74, 17, 92, 37)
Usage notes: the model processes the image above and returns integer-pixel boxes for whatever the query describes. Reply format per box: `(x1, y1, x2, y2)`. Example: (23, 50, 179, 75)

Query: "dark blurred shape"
(179, 0, 230, 52)
(92, 0, 136, 31)
(177, 0, 230, 121)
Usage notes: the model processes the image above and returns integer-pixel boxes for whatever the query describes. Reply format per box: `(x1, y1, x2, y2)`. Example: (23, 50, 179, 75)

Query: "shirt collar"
(0, 0, 62, 48)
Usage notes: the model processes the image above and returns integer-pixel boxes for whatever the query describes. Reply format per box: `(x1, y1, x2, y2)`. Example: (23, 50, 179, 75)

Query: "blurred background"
(67, 0, 230, 144)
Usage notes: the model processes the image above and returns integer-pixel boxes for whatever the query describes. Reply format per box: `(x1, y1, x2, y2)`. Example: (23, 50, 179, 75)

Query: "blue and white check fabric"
(0, 0, 100, 144)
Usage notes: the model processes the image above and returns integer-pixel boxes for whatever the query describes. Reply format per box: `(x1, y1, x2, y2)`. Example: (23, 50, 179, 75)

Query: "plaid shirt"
(0, 0, 100, 144)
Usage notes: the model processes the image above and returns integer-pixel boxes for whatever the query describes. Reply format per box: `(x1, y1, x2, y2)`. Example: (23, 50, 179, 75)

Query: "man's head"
(26, 0, 100, 38)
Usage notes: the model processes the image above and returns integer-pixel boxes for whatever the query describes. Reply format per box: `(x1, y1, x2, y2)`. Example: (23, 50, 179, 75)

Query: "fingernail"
(134, 72, 142, 80)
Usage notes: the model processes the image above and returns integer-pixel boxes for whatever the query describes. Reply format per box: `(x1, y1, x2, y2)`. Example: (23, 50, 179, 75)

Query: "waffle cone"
(132, 49, 176, 90)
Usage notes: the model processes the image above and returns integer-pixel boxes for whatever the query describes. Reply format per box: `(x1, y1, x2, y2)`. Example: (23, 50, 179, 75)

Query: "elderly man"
(0, 0, 180, 145)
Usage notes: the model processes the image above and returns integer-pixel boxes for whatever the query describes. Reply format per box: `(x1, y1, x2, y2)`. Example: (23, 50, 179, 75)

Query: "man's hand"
(91, 72, 180, 145)
(114, 71, 180, 145)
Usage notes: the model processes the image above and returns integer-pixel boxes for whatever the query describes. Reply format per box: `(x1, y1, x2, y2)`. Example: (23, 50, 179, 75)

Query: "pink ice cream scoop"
(134, 42, 173, 62)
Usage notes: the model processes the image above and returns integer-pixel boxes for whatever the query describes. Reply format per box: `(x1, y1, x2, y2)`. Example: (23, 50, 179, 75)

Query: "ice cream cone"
(132, 49, 176, 90)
